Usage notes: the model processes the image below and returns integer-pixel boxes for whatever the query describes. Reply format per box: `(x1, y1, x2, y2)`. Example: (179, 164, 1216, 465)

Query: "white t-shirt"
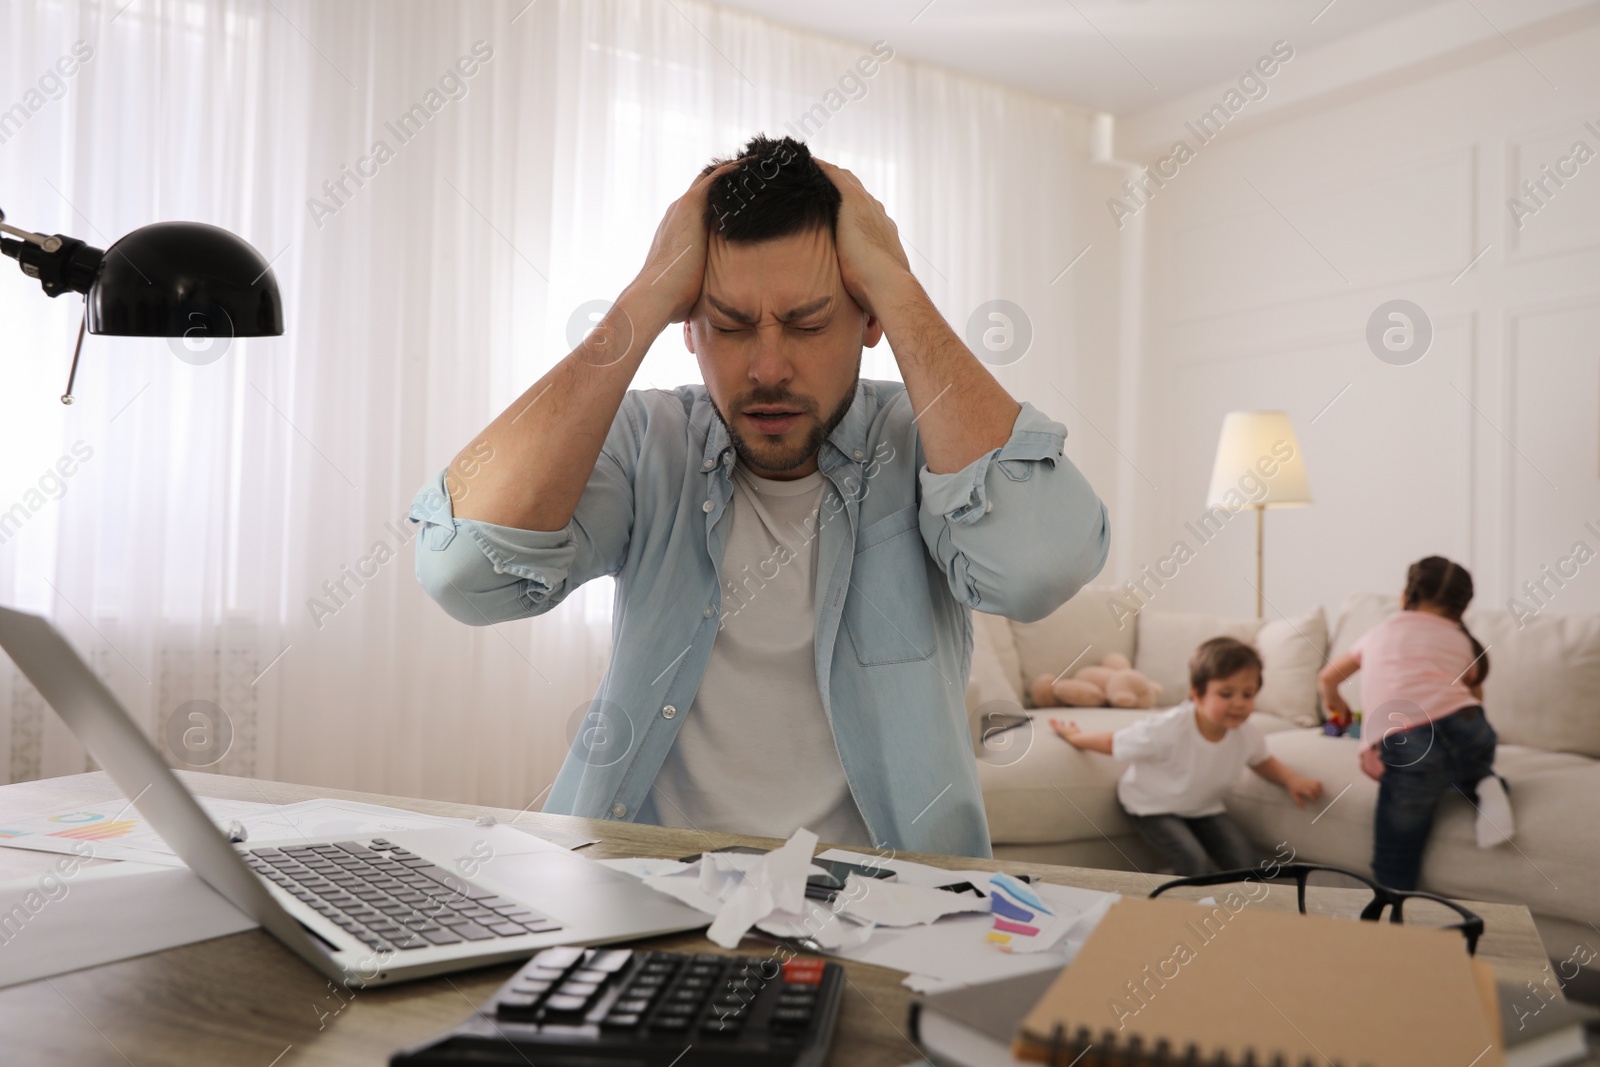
(644, 460, 873, 846)
(1111, 701, 1270, 818)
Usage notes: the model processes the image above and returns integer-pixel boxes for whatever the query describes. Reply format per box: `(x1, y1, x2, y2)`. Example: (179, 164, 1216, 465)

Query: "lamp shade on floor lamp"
(1205, 411, 1312, 617)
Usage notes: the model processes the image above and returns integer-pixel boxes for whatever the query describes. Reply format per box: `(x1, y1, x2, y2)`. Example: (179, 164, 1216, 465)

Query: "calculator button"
(599, 1013, 640, 1030)
(531, 946, 586, 970)
(495, 994, 538, 1017)
(557, 981, 599, 999)
(587, 949, 632, 973)
(782, 959, 825, 985)
(648, 1015, 690, 1033)
(542, 994, 589, 1015)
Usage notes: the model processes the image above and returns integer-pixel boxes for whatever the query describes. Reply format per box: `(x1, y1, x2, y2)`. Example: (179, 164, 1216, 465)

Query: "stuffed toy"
(1028, 652, 1165, 710)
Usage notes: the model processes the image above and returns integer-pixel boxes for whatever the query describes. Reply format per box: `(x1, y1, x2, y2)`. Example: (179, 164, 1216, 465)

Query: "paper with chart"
(0, 796, 483, 867)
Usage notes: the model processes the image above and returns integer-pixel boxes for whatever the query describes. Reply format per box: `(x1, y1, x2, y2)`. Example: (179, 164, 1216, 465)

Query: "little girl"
(1319, 556, 1513, 891)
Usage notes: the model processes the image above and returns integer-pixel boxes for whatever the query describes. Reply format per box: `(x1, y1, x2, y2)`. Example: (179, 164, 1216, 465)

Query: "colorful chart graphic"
(986, 872, 1054, 951)
(48, 811, 105, 824)
(48, 819, 139, 841)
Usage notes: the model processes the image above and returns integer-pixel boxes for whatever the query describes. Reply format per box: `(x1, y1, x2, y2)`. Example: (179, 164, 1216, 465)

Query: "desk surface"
(0, 771, 1556, 1066)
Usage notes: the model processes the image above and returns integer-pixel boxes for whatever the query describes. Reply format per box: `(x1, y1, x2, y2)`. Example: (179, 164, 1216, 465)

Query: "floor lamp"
(1205, 411, 1312, 618)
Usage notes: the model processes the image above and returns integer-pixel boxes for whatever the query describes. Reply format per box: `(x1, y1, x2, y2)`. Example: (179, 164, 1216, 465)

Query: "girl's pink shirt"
(1348, 609, 1482, 749)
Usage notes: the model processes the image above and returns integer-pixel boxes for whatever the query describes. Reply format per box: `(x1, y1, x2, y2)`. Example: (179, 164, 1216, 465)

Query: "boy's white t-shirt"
(1111, 701, 1270, 818)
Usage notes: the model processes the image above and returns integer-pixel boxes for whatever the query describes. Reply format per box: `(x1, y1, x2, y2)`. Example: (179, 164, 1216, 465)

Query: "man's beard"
(713, 375, 859, 475)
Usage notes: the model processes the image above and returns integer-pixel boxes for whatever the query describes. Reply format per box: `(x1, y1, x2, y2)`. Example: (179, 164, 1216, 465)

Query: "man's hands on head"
(623, 161, 738, 326)
(810, 157, 1020, 475)
(812, 159, 914, 321)
(447, 164, 734, 529)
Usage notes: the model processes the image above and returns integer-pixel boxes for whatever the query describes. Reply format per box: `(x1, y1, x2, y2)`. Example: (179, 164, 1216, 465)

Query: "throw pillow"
(1255, 606, 1328, 727)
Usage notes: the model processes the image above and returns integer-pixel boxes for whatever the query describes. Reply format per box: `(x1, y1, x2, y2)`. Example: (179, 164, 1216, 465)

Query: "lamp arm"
(0, 207, 105, 297)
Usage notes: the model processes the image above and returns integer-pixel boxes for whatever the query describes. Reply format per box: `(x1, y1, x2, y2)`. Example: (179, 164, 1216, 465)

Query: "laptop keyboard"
(240, 837, 563, 952)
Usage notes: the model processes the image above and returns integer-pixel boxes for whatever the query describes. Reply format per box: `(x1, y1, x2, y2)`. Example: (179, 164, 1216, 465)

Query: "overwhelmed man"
(410, 135, 1109, 857)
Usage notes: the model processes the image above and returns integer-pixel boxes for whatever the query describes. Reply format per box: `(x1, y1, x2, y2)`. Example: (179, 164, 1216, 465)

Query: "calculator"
(389, 945, 845, 1066)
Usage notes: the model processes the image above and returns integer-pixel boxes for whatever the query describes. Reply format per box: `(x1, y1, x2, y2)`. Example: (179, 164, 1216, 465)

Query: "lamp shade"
(1204, 410, 1311, 510)
(86, 221, 283, 340)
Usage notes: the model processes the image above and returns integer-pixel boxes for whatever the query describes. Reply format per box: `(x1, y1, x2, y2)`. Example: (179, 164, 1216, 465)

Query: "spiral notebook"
(1013, 896, 1502, 1067)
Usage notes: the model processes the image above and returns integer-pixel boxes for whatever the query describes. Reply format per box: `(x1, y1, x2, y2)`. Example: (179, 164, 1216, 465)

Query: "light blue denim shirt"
(409, 379, 1109, 858)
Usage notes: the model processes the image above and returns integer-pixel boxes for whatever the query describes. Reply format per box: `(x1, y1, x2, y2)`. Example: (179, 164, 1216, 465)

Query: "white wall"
(1110, 5, 1600, 628)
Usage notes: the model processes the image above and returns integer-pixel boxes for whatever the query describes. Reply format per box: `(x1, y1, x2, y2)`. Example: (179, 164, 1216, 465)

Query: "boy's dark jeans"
(1117, 798, 1258, 877)
(1373, 704, 1498, 891)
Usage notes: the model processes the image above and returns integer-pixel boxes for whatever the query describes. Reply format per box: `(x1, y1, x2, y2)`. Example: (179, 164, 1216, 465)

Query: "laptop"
(0, 605, 710, 987)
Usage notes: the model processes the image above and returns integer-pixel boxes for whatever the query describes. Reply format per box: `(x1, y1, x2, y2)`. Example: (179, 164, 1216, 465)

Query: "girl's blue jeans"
(1372, 704, 1498, 891)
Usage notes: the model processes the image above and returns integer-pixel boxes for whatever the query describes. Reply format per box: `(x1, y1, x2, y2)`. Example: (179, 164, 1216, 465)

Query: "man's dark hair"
(1188, 636, 1264, 697)
(700, 134, 840, 241)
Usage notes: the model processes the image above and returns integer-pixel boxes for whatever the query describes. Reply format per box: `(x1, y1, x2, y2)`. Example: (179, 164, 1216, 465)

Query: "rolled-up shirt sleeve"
(409, 408, 637, 626)
(917, 401, 1109, 622)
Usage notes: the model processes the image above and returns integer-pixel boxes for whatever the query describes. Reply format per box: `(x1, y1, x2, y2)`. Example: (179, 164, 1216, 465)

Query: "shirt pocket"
(843, 504, 936, 666)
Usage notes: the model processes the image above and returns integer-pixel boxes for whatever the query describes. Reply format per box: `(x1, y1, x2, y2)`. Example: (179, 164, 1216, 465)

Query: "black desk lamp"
(0, 206, 283, 402)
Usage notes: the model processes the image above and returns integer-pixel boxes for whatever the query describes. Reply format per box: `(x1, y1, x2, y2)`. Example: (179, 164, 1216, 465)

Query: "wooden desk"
(0, 771, 1556, 1066)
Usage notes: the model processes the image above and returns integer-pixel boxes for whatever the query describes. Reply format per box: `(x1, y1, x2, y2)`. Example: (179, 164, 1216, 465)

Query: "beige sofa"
(966, 586, 1600, 974)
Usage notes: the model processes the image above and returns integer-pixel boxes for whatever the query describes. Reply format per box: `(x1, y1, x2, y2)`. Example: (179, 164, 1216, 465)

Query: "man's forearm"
(448, 285, 672, 530)
(873, 274, 1022, 475)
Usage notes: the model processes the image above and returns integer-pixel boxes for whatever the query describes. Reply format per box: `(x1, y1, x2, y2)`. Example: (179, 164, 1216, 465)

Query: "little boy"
(1051, 636, 1323, 877)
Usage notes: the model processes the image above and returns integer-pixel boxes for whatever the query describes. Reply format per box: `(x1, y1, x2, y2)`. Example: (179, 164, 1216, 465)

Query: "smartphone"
(979, 710, 1031, 736)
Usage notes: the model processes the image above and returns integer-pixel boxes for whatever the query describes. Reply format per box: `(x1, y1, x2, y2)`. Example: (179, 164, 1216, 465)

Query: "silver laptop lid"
(0, 605, 347, 982)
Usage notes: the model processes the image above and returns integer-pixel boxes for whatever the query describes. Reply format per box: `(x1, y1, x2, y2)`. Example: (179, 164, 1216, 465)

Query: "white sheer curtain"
(0, 0, 1091, 807)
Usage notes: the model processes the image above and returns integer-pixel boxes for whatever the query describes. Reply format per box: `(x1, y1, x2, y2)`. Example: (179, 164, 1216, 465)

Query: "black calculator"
(390, 945, 845, 1066)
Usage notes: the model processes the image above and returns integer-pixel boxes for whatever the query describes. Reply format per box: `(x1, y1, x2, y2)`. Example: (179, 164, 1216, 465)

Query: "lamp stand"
(1254, 505, 1264, 619)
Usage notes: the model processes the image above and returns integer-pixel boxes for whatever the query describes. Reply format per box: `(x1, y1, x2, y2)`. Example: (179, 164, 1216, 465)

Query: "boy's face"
(1191, 668, 1260, 730)
(684, 225, 883, 480)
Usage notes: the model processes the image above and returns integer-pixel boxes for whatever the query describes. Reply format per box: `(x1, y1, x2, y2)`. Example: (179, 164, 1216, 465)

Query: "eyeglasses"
(1147, 862, 1484, 956)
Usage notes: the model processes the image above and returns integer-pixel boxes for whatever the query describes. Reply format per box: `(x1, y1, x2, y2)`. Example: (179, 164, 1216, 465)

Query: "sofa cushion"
(1010, 584, 1136, 706)
(1225, 732, 1600, 929)
(1462, 605, 1600, 758)
(1255, 607, 1328, 728)
(1132, 610, 1261, 704)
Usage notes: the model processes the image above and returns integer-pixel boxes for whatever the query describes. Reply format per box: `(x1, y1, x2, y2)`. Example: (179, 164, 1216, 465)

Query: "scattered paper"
(598, 856, 692, 879)
(813, 848, 1123, 989)
(0, 797, 601, 869)
(749, 895, 878, 951)
(833, 874, 990, 927)
(505, 823, 600, 850)
(706, 829, 818, 947)
(0, 861, 258, 989)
